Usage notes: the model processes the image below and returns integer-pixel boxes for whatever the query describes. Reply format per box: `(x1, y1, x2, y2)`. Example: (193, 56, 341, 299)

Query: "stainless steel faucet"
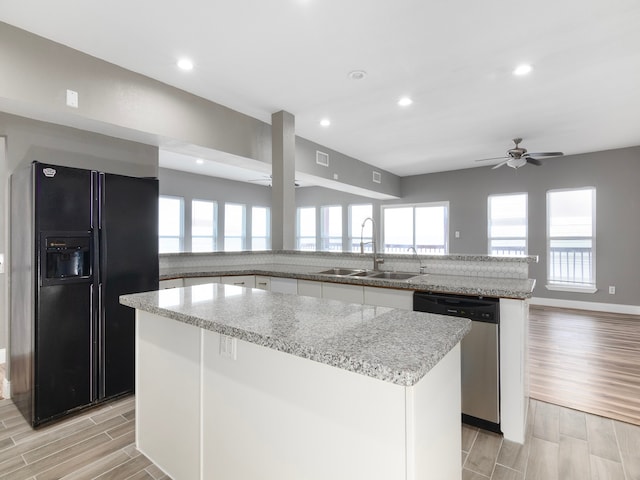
(407, 246, 427, 274)
(360, 217, 384, 271)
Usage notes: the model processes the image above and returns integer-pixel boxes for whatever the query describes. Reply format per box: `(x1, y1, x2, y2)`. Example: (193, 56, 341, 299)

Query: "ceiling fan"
(476, 138, 564, 169)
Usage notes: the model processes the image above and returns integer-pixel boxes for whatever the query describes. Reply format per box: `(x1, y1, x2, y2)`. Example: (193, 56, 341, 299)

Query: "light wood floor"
(529, 306, 640, 426)
(0, 395, 168, 479)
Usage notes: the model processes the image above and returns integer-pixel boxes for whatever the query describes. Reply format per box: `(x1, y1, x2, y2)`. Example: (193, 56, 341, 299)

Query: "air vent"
(372, 171, 382, 184)
(316, 151, 329, 167)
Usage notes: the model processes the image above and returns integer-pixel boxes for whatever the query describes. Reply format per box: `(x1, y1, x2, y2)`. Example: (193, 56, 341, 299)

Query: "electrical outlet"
(333, 173, 339, 180)
(66, 89, 79, 108)
(455, 231, 460, 239)
(219, 334, 237, 359)
(608, 286, 616, 295)
(0, 253, 4, 273)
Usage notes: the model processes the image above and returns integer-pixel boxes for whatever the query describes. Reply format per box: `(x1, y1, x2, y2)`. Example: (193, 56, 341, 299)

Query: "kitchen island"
(121, 283, 471, 480)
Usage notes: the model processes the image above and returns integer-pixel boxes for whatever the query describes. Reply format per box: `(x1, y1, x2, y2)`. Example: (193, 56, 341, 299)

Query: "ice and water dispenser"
(42, 235, 91, 284)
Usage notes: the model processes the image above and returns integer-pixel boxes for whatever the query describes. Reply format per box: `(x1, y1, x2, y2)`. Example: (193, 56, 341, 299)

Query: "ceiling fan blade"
(526, 158, 543, 166)
(475, 156, 507, 162)
(526, 152, 564, 158)
(491, 160, 509, 170)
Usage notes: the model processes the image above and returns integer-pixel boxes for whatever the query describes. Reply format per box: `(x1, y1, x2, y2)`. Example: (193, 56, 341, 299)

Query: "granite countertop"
(160, 263, 536, 299)
(121, 284, 471, 387)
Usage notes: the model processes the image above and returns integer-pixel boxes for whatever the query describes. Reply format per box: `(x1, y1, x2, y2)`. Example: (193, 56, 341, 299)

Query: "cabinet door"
(221, 275, 256, 288)
(297, 280, 323, 298)
(322, 283, 364, 304)
(363, 287, 413, 309)
(160, 278, 184, 289)
(254, 276, 271, 291)
(184, 276, 221, 287)
(270, 277, 298, 294)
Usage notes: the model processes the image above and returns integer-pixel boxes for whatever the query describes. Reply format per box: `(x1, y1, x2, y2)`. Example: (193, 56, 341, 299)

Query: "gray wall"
(295, 146, 640, 306)
(296, 137, 400, 198)
(0, 112, 159, 353)
(399, 146, 639, 305)
(0, 22, 399, 199)
(159, 168, 272, 251)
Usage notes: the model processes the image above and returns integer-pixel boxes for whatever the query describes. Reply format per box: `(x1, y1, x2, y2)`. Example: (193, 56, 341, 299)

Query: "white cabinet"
(255, 276, 271, 290)
(221, 275, 256, 288)
(159, 278, 183, 289)
(184, 276, 221, 287)
(297, 280, 323, 298)
(270, 277, 298, 294)
(363, 286, 413, 310)
(322, 283, 364, 304)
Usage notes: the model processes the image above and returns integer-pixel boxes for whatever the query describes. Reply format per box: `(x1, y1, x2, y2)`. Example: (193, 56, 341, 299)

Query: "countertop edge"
(159, 267, 535, 299)
(121, 292, 472, 387)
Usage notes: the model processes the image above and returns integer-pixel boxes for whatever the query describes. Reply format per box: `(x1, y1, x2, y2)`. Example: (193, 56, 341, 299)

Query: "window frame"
(158, 195, 184, 253)
(546, 187, 597, 293)
(191, 199, 217, 253)
(381, 201, 449, 254)
(348, 203, 373, 252)
(487, 193, 528, 256)
(319, 205, 343, 252)
(251, 206, 271, 251)
(296, 206, 317, 251)
(223, 202, 247, 251)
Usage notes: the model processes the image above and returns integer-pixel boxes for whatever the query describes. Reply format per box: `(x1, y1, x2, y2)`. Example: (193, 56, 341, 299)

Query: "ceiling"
(2, 0, 640, 178)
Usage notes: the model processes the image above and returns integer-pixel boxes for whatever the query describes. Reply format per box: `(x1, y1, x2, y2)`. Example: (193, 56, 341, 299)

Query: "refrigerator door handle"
(89, 283, 95, 401)
(98, 282, 105, 399)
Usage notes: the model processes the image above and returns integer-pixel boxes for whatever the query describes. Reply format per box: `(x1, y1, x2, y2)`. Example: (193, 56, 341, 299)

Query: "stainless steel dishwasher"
(413, 291, 500, 433)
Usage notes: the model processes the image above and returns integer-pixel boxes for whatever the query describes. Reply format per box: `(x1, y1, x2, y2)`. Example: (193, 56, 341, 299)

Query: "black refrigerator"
(10, 161, 158, 427)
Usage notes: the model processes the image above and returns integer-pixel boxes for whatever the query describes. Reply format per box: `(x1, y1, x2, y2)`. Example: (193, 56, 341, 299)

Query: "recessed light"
(348, 70, 367, 80)
(196, 159, 204, 165)
(320, 118, 331, 127)
(177, 58, 194, 71)
(513, 64, 532, 76)
(398, 97, 413, 107)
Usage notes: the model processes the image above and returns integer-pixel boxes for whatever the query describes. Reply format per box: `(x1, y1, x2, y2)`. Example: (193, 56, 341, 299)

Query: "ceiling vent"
(316, 151, 329, 167)
(372, 171, 382, 184)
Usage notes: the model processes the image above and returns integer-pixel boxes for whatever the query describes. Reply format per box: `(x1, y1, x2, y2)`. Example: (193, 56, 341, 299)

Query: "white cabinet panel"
(270, 277, 298, 294)
(136, 311, 201, 480)
(364, 286, 413, 309)
(254, 276, 271, 290)
(159, 278, 183, 289)
(322, 282, 364, 304)
(183, 276, 221, 287)
(297, 280, 323, 298)
(220, 275, 256, 288)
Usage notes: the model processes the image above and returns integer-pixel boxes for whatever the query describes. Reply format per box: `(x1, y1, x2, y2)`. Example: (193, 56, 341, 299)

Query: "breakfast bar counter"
(121, 284, 471, 480)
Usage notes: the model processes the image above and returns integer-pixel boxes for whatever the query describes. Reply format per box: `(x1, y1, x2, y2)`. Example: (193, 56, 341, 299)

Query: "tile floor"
(462, 398, 640, 480)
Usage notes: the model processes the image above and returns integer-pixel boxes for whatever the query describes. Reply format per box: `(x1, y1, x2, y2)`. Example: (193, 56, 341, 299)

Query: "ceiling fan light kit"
(476, 137, 564, 170)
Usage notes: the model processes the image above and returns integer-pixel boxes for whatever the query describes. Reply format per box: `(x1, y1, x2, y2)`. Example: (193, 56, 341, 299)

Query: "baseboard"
(530, 297, 640, 315)
(2, 379, 9, 399)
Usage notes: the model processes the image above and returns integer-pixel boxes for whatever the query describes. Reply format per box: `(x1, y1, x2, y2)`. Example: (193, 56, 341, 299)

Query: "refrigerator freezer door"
(100, 173, 158, 399)
(36, 283, 93, 423)
(35, 163, 93, 231)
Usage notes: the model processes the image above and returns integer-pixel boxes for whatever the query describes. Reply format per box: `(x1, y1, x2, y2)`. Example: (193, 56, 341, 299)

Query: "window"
(192, 200, 217, 252)
(251, 206, 270, 250)
(382, 203, 448, 254)
(159, 196, 183, 253)
(547, 188, 596, 291)
(224, 203, 246, 251)
(296, 207, 316, 251)
(349, 204, 373, 252)
(488, 193, 527, 256)
(320, 206, 342, 251)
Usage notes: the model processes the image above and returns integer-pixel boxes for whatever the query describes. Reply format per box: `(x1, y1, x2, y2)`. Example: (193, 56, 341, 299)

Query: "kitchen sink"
(316, 268, 366, 276)
(366, 271, 418, 280)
